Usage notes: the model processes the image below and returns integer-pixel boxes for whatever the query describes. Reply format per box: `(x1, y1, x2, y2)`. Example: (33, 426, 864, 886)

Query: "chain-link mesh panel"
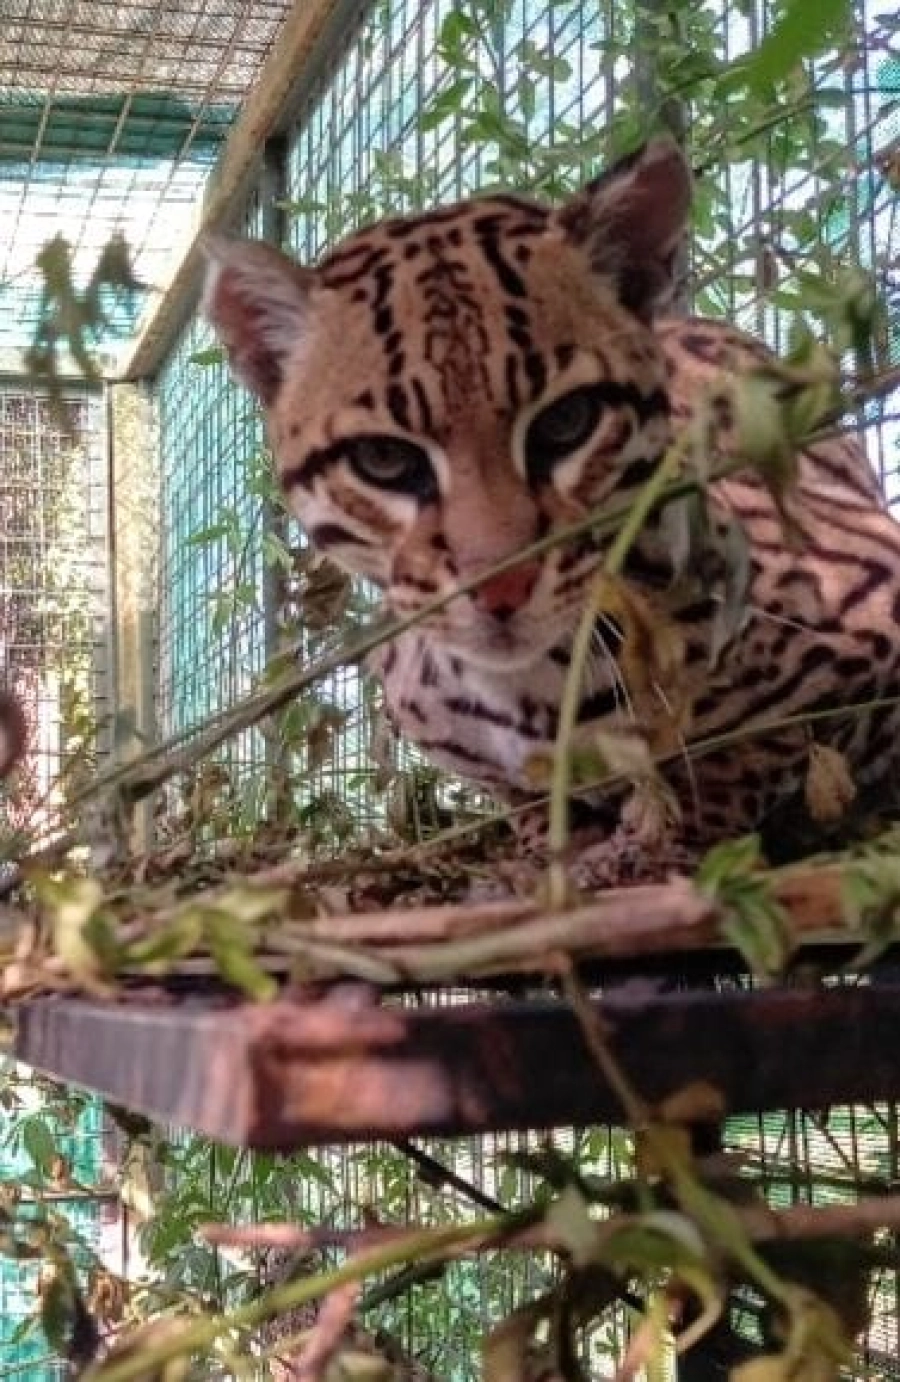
(0, 0, 292, 369)
(0, 386, 109, 854)
(0, 1070, 107, 1378)
(155, 320, 271, 833)
(0, 385, 113, 1374)
(726, 1104, 900, 1373)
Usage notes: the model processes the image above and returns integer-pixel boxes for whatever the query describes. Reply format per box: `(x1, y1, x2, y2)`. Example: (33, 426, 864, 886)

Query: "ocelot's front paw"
(569, 822, 697, 889)
(509, 785, 695, 888)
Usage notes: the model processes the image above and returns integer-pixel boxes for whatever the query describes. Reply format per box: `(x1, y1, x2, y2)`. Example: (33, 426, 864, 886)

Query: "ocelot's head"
(204, 140, 689, 672)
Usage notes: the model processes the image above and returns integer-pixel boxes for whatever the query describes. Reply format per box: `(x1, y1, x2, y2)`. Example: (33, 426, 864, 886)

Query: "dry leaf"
(804, 744, 857, 823)
(635, 1125, 693, 1181)
(594, 576, 691, 735)
(620, 780, 681, 847)
(657, 1080, 727, 1126)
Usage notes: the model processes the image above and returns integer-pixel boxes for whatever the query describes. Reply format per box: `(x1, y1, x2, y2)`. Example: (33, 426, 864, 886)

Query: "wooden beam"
(15, 983, 900, 1149)
(122, 0, 358, 382)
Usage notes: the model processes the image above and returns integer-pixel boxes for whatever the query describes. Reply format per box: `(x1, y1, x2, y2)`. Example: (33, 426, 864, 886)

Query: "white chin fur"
(442, 626, 559, 674)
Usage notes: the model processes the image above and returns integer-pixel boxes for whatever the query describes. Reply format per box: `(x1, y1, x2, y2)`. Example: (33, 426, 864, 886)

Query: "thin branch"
(93, 1216, 525, 1382)
(393, 1139, 505, 1214)
(548, 432, 688, 907)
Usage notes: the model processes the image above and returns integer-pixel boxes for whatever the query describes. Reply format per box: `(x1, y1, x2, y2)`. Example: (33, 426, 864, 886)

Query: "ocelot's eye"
(525, 386, 605, 482)
(344, 435, 436, 499)
(528, 387, 604, 457)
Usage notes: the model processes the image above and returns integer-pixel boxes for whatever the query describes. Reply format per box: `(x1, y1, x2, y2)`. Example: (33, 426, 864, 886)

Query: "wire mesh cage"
(139, 2, 900, 1375)
(0, 0, 293, 370)
(0, 0, 898, 1377)
(0, 386, 110, 852)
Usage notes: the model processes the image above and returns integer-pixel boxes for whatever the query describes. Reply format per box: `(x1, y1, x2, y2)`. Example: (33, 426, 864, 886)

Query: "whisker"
(590, 618, 634, 720)
(652, 679, 701, 826)
(714, 593, 817, 640)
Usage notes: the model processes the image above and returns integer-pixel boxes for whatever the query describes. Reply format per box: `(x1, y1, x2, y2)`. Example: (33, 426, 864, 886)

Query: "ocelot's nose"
(473, 560, 541, 621)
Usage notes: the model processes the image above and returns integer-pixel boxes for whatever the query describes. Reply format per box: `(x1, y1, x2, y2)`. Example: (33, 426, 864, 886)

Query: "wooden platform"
(14, 979, 900, 1147)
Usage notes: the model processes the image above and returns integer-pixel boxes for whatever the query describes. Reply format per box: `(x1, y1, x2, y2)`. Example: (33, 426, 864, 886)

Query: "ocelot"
(204, 139, 900, 868)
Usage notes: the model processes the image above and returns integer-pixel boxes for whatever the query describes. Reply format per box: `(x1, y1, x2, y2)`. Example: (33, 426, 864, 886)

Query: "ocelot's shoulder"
(654, 315, 775, 372)
(655, 317, 887, 509)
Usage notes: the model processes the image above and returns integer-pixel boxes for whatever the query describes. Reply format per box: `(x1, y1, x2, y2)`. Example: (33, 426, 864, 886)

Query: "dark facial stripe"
(476, 226, 528, 298)
(383, 204, 477, 238)
(413, 736, 503, 774)
(309, 521, 373, 549)
(527, 385, 667, 490)
(411, 377, 433, 433)
(618, 450, 668, 491)
(576, 686, 622, 721)
(281, 442, 345, 489)
(320, 246, 389, 286)
(443, 694, 546, 741)
(387, 382, 411, 429)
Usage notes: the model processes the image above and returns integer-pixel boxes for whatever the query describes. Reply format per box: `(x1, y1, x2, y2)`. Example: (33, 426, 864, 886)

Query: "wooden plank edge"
(14, 982, 900, 1149)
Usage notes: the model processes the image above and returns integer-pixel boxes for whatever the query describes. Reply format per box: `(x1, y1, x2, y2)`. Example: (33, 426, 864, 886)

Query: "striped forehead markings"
(313, 199, 557, 419)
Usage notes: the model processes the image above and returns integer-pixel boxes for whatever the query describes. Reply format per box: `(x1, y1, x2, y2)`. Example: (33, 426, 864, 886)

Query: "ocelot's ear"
(554, 138, 691, 320)
(202, 238, 314, 404)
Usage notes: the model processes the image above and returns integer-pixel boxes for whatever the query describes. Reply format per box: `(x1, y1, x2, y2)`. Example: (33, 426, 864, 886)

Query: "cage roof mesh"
(0, 0, 293, 371)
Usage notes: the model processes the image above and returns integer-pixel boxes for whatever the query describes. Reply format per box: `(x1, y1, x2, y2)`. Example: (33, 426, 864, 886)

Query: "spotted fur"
(204, 140, 900, 858)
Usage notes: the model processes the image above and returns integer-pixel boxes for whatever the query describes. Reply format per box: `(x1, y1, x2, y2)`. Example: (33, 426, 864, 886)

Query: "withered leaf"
(804, 743, 857, 823)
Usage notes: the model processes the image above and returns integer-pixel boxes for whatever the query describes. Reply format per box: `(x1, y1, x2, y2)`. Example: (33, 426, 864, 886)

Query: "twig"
(393, 1139, 505, 1213)
(93, 1213, 530, 1382)
(73, 469, 725, 807)
(548, 434, 688, 908)
(560, 964, 649, 1126)
(5, 364, 896, 892)
(289, 1281, 359, 1380)
(203, 1191, 900, 1260)
(403, 688, 900, 861)
(561, 964, 791, 1308)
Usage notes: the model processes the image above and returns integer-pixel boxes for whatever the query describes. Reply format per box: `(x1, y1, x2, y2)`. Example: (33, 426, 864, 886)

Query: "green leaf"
(438, 7, 479, 53)
(696, 834, 764, 891)
(22, 1117, 58, 1174)
(123, 909, 206, 971)
(188, 346, 225, 367)
(841, 856, 900, 968)
(697, 837, 793, 978)
(742, 0, 852, 91)
(544, 1185, 598, 1267)
(517, 73, 537, 121)
(214, 884, 288, 927)
(730, 371, 796, 484)
(186, 520, 233, 547)
(38, 875, 121, 985)
(206, 917, 278, 1001)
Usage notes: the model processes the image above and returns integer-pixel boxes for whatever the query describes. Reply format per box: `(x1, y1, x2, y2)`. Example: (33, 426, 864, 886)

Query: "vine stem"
(88, 1213, 528, 1382)
(547, 437, 689, 909)
(561, 965, 793, 1316)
